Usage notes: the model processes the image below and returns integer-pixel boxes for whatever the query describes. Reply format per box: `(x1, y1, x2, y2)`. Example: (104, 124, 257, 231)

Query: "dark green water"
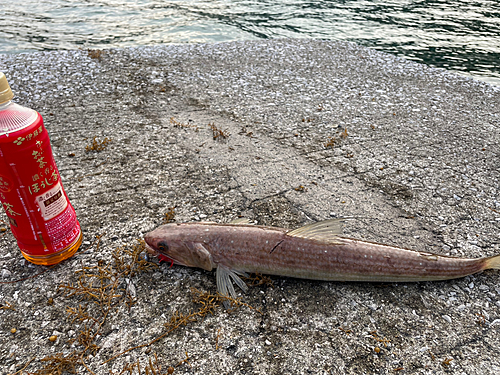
(1, 0, 499, 85)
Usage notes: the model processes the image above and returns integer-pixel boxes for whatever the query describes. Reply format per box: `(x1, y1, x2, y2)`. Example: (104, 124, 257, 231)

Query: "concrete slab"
(0, 39, 499, 374)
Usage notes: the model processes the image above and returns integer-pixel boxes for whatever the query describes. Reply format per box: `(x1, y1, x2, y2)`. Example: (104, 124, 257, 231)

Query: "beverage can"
(0, 72, 82, 265)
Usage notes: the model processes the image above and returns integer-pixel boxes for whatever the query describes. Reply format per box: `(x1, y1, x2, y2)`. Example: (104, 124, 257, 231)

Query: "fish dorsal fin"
(229, 218, 254, 225)
(286, 219, 344, 244)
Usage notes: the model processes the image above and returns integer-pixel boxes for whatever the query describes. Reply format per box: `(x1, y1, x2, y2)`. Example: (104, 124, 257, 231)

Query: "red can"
(0, 72, 82, 265)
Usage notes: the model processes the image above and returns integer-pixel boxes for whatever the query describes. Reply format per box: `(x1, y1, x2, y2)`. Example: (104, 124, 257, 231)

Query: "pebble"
(442, 315, 452, 323)
(1, 269, 12, 279)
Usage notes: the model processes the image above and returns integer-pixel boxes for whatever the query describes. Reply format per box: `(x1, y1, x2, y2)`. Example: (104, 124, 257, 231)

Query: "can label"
(0, 174, 13, 193)
(36, 182, 68, 221)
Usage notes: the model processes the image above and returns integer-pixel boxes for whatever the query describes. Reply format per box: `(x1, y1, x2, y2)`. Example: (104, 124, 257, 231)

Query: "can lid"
(0, 72, 14, 104)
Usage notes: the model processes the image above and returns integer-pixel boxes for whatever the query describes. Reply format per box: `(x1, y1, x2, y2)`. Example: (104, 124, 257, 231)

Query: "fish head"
(144, 223, 215, 271)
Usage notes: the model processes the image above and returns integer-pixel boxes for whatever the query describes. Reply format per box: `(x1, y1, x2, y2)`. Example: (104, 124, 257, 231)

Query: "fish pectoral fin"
(183, 242, 215, 271)
(216, 265, 249, 308)
(228, 217, 254, 225)
(286, 219, 345, 244)
(229, 270, 249, 292)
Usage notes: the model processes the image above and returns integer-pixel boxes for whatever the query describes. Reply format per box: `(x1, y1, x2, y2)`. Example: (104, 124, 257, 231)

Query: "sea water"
(0, 0, 499, 86)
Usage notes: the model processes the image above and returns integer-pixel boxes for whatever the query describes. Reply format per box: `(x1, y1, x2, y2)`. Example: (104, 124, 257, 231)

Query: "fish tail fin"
(484, 254, 500, 270)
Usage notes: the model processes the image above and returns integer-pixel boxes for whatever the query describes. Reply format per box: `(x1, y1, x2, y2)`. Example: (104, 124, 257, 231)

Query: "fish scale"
(208, 228, 486, 282)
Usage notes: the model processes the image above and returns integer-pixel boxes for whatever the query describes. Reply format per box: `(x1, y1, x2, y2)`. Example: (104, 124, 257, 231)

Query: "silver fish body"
(144, 220, 500, 298)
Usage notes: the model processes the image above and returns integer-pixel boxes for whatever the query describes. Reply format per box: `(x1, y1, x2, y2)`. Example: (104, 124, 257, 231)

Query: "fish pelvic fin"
(484, 254, 500, 270)
(216, 265, 249, 309)
(286, 219, 345, 244)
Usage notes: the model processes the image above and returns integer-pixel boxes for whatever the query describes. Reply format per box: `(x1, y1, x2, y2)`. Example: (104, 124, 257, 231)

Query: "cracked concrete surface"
(0, 39, 500, 374)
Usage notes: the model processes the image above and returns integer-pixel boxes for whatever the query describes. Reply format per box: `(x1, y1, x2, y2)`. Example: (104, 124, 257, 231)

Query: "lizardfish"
(144, 219, 500, 299)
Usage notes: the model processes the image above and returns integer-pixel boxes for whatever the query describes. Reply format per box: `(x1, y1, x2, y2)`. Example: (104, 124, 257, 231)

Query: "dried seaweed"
(85, 136, 112, 152)
(208, 123, 229, 141)
(241, 273, 274, 287)
(169, 117, 198, 131)
(0, 300, 15, 310)
(324, 128, 348, 149)
(162, 207, 176, 224)
(103, 287, 260, 365)
(108, 353, 172, 375)
(87, 49, 105, 60)
(18, 239, 156, 375)
(12, 235, 260, 374)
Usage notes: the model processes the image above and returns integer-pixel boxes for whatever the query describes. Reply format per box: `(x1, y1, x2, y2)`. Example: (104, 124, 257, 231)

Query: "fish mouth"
(144, 242, 184, 266)
(166, 256, 186, 266)
(144, 242, 158, 256)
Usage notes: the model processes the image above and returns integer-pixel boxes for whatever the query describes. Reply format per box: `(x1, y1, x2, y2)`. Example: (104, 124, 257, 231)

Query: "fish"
(144, 219, 500, 300)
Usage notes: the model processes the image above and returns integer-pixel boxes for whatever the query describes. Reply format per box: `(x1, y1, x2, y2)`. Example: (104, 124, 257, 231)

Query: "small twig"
(9, 355, 35, 375)
(176, 351, 191, 368)
(81, 353, 98, 375)
(0, 265, 56, 285)
(215, 328, 222, 350)
(0, 301, 15, 310)
(338, 326, 352, 334)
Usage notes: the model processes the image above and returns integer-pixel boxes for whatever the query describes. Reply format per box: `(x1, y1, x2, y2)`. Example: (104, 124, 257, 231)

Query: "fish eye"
(158, 242, 168, 252)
